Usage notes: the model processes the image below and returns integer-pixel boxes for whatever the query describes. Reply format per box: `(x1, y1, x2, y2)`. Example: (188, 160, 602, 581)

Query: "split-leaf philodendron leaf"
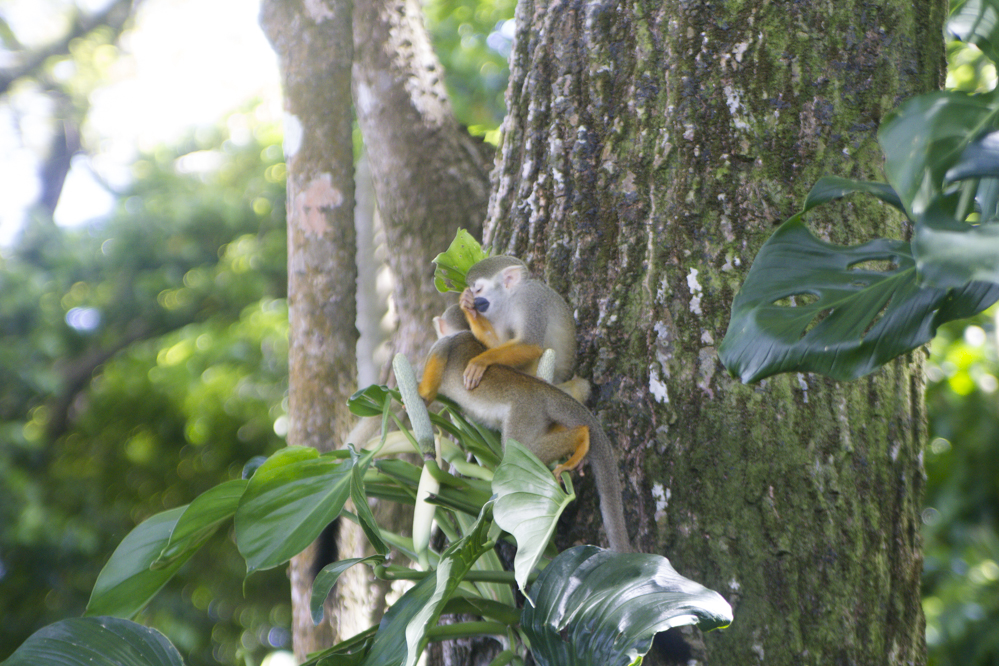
(522, 546, 733, 666)
(719, 213, 999, 383)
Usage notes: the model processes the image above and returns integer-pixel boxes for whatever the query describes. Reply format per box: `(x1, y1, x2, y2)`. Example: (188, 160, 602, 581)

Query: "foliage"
(0, 113, 292, 665)
(922, 308, 999, 666)
(719, 1, 999, 383)
(423, 0, 517, 133)
(2, 359, 732, 666)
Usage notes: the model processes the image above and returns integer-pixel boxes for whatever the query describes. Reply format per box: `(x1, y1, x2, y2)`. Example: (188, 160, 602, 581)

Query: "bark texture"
(329, 0, 494, 657)
(485, 0, 944, 663)
(353, 0, 493, 364)
(260, 0, 357, 660)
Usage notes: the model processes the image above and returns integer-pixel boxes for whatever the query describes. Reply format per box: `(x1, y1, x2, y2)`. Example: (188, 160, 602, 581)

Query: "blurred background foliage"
(0, 0, 996, 665)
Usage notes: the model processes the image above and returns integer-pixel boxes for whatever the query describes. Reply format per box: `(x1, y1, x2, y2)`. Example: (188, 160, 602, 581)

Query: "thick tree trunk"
(259, 0, 357, 660)
(485, 0, 943, 663)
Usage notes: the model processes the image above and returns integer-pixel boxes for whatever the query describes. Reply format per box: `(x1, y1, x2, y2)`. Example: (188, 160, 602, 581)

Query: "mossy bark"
(486, 0, 944, 663)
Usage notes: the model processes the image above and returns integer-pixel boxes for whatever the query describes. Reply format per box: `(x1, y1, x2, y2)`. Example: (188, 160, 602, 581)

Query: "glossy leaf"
(85, 508, 190, 618)
(234, 446, 355, 575)
(154, 479, 247, 567)
(492, 440, 573, 593)
(522, 546, 733, 666)
(311, 556, 385, 625)
(913, 201, 999, 287)
(719, 215, 999, 383)
(432, 229, 488, 293)
(360, 511, 493, 666)
(351, 453, 390, 555)
(879, 88, 999, 217)
(3, 617, 184, 666)
(949, 0, 999, 65)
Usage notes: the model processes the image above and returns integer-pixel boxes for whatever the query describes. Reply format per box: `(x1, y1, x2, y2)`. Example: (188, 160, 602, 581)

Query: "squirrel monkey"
(419, 307, 631, 552)
(459, 256, 579, 393)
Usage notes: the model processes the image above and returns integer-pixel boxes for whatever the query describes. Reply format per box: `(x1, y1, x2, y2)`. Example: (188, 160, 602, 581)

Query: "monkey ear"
(432, 316, 446, 338)
(501, 265, 525, 290)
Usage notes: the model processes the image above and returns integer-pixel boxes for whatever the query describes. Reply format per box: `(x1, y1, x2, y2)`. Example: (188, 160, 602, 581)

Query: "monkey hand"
(463, 359, 487, 390)
(459, 288, 478, 317)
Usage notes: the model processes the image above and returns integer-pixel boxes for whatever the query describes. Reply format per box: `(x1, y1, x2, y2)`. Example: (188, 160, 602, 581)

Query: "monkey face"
(473, 297, 490, 312)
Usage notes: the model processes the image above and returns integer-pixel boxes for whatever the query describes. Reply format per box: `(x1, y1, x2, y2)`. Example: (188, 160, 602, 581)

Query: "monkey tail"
(588, 424, 632, 552)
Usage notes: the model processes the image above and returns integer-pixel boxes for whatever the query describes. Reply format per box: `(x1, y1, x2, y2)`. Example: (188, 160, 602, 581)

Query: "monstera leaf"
(719, 214, 999, 383)
(522, 546, 732, 666)
(3, 617, 184, 666)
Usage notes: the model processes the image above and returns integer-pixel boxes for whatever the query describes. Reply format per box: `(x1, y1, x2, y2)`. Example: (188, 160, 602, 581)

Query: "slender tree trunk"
(353, 0, 493, 363)
(328, 0, 494, 656)
(259, 0, 357, 660)
(485, 0, 943, 663)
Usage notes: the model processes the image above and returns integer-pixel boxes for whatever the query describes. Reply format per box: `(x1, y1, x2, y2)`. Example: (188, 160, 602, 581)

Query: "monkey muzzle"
(473, 297, 490, 313)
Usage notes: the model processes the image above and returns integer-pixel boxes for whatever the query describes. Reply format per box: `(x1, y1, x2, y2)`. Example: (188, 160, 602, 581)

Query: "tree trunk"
(328, 0, 495, 656)
(259, 0, 357, 660)
(485, 0, 943, 663)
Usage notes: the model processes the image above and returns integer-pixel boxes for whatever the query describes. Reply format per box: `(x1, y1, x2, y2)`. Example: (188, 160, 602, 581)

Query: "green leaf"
(85, 507, 191, 618)
(350, 449, 389, 555)
(492, 440, 574, 593)
(360, 511, 494, 666)
(234, 446, 355, 575)
(154, 479, 247, 567)
(432, 229, 488, 293)
(802, 176, 904, 213)
(2, 617, 185, 666)
(348, 384, 397, 417)
(949, 0, 999, 65)
(311, 556, 385, 625)
(718, 216, 999, 383)
(522, 546, 733, 666)
(913, 201, 999, 287)
(879, 88, 999, 217)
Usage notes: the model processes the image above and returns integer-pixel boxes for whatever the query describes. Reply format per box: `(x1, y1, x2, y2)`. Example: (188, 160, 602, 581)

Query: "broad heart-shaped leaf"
(719, 215, 999, 383)
(492, 439, 574, 593)
(3, 617, 184, 666)
(879, 88, 999, 217)
(153, 479, 246, 567)
(86, 507, 191, 618)
(360, 510, 494, 666)
(913, 201, 999, 288)
(949, 0, 999, 65)
(234, 446, 356, 575)
(522, 546, 733, 666)
(432, 228, 488, 293)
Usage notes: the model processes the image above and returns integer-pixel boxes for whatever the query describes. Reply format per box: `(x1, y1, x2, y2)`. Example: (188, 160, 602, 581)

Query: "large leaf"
(913, 200, 999, 288)
(522, 546, 732, 666)
(949, 0, 999, 65)
(719, 215, 999, 383)
(234, 446, 356, 575)
(154, 479, 247, 567)
(2, 617, 184, 666)
(360, 511, 494, 666)
(86, 507, 191, 618)
(879, 88, 999, 217)
(492, 439, 573, 593)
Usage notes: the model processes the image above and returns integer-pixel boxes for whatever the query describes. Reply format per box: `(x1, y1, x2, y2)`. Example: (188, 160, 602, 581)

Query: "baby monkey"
(419, 305, 631, 552)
